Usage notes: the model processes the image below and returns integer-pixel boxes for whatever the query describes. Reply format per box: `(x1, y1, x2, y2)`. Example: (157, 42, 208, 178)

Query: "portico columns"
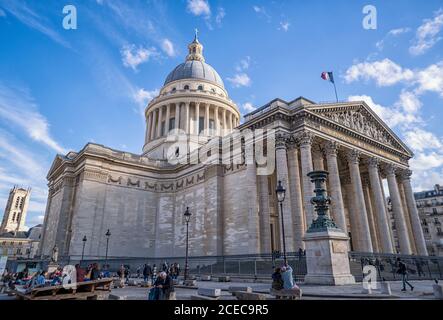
(223, 109, 227, 134)
(287, 143, 305, 250)
(228, 113, 233, 131)
(346, 150, 373, 252)
(386, 165, 412, 255)
(324, 142, 347, 234)
(368, 158, 394, 253)
(275, 134, 295, 252)
(400, 170, 428, 256)
(298, 131, 315, 225)
(146, 112, 153, 142)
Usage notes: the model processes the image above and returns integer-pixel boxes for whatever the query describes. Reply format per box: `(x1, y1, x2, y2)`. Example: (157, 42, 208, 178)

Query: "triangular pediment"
(47, 155, 69, 179)
(307, 102, 413, 156)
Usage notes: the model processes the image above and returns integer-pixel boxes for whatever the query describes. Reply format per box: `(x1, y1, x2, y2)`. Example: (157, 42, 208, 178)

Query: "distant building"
(0, 186, 31, 233)
(415, 184, 443, 256)
(0, 224, 42, 259)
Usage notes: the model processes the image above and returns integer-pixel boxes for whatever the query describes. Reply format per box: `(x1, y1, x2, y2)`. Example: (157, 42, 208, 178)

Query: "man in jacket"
(397, 258, 414, 292)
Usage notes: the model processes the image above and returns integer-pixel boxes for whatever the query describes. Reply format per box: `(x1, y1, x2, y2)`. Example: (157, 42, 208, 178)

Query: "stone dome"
(164, 60, 224, 88)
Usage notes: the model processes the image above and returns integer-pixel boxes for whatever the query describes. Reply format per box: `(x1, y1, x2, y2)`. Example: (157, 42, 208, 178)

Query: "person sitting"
(149, 271, 174, 300)
(75, 264, 85, 283)
(280, 263, 302, 298)
(272, 267, 284, 291)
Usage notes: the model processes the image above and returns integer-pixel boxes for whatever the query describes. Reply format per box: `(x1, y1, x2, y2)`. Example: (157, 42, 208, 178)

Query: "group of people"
(271, 263, 302, 298)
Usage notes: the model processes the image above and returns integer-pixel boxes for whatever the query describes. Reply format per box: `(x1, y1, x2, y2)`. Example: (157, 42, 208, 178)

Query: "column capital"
(324, 141, 340, 156)
(296, 130, 314, 147)
(275, 132, 289, 150)
(346, 149, 361, 164)
(385, 164, 399, 176)
(399, 169, 413, 182)
(368, 157, 380, 169)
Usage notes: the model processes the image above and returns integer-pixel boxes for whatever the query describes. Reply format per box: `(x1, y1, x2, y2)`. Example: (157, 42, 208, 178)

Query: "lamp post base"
(303, 229, 355, 286)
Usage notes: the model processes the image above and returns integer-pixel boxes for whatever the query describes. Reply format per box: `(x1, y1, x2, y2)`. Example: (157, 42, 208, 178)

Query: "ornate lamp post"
(275, 180, 287, 265)
(184, 207, 192, 281)
(81, 235, 87, 266)
(306, 171, 339, 232)
(105, 229, 111, 269)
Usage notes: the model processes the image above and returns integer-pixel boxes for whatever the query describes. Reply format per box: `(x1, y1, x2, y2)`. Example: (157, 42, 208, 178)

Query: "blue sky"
(0, 0, 443, 228)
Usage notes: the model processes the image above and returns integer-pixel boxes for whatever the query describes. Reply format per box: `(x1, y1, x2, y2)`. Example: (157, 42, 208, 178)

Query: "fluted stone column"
(175, 103, 180, 130)
(246, 157, 260, 253)
(386, 165, 412, 255)
(165, 104, 171, 134)
(150, 108, 157, 140)
(346, 150, 373, 253)
(228, 112, 233, 131)
(401, 170, 428, 255)
(205, 104, 210, 132)
(146, 112, 152, 143)
(312, 145, 325, 171)
(157, 106, 163, 137)
(223, 109, 227, 134)
(215, 106, 219, 135)
(398, 182, 417, 254)
(343, 179, 359, 251)
(275, 134, 295, 252)
(287, 143, 305, 250)
(185, 103, 190, 133)
(258, 175, 271, 253)
(325, 142, 347, 234)
(195, 103, 200, 134)
(298, 131, 316, 225)
(363, 181, 380, 252)
(368, 158, 394, 253)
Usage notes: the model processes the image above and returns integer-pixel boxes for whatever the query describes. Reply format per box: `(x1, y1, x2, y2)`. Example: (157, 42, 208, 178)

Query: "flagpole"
(332, 82, 338, 103)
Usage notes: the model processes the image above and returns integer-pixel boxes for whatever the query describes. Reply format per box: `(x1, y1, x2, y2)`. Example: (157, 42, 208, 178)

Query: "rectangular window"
(169, 117, 175, 131)
(209, 119, 215, 130)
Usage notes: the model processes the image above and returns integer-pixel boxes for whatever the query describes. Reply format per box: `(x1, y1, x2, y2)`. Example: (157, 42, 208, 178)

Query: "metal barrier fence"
(61, 252, 307, 281)
(348, 252, 443, 282)
(9, 251, 443, 283)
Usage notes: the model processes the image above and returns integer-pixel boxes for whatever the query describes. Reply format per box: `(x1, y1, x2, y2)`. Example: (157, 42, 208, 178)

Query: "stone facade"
(39, 37, 427, 260)
(0, 186, 31, 233)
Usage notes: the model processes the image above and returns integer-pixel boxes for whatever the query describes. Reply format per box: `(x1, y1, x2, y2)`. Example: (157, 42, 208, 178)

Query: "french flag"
(321, 71, 335, 83)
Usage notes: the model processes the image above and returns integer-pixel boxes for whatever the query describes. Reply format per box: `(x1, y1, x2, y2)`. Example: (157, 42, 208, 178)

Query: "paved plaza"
(100, 279, 442, 300)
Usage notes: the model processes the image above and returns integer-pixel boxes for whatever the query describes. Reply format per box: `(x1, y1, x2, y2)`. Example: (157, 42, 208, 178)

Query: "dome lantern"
(186, 28, 205, 62)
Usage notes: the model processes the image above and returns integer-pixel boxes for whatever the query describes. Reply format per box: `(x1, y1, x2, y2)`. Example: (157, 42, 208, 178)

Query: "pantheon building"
(39, 35, 428, 260)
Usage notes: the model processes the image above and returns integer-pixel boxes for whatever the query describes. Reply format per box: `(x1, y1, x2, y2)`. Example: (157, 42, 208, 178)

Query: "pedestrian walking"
(397, 258, 414, 291)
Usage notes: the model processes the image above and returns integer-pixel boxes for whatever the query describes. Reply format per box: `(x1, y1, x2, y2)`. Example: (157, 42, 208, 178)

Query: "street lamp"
(184, 207, 192, 281)
(275, 180, 287, 265)
(105, 229, 111, 270)
(81, 235, 87, 266)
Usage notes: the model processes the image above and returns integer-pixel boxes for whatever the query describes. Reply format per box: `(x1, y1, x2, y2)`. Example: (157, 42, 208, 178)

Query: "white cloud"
(215, 7, 226, 26)
(410, 9, 443, 56)
(242, 102, 256, 113)
(404, 128, 443, 152)
(252, 5, 271, 22)
(410, 152, 443, 171)
(348, 95, 420, 129)
(226, 73, 251, 88)
(236, 56, 251, 72)
(121, 44, 159, 71)
(1, 2, 70, 48)
(395, 90, 422, 114)
(415, 61, 443, 97)
(279, 21, 290, 32)
(161, 39, 176, 57)
(376, 27, 411, 50)
(344, 58, 414, 86)
(187, 0, 211, 17)
(0, 84, 67, 154)
(132, 88, 159, 119)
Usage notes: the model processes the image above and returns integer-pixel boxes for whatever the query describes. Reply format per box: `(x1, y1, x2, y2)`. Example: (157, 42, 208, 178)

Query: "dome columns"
(144, 101, 240, 145)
